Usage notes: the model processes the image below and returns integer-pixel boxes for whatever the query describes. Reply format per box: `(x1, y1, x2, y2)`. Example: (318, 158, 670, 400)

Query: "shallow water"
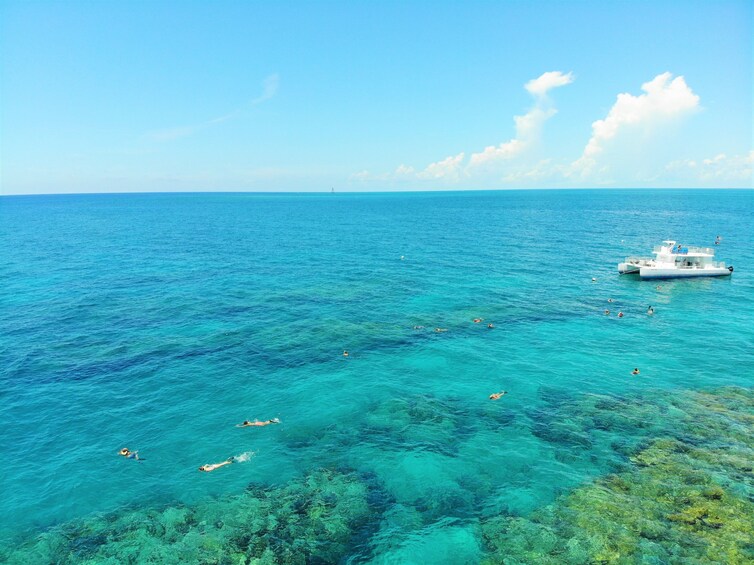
(1, 190, 753, 562)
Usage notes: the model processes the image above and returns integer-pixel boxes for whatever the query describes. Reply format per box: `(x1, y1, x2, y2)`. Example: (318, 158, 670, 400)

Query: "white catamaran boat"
(618, 240, 733, 279)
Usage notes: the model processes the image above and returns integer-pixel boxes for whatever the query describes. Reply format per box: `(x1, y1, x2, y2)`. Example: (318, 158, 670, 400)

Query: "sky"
(1, 0, 752, 194)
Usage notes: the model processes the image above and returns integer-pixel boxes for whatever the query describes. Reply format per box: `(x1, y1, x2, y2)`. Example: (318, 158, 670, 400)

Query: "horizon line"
(2, 187, 752, 197)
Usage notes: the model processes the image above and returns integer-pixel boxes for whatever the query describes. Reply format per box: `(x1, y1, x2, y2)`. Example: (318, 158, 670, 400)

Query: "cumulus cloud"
(468, 71, 573, 168)
(469, 108, 553, 167)
(417, 152, 465, 180)
(571, 72, 700, 176)
(348, 155, 465, 184)
(665, 151, 754, 185)
(395, 164, 416, 177)
(525, 71, 575, 97)
(350, 70, 573, 185)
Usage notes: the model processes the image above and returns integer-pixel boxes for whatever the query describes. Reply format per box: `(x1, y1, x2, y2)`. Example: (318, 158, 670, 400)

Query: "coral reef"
(0, 469, 372, 565)
(281, 393, 492, 457)
(2, 387, 753, 563)
(482, 387, 754, 564)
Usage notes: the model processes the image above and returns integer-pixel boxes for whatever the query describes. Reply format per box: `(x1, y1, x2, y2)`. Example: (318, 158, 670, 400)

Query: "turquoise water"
(1, 189, 753, 562)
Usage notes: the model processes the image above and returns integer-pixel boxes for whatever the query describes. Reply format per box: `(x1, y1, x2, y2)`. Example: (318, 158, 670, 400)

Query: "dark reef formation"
(1, 469, 372, 565)
(483, 387, 754, 564)
(2, 387, 752, 564)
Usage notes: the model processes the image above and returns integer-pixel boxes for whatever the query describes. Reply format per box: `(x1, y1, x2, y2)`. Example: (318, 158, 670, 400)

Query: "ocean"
(1, 189, 753, 563)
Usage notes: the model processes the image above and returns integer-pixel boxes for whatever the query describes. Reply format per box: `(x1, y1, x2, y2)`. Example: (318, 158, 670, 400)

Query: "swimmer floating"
(119, 448, 144, 461)
(236, 418, 280, 428)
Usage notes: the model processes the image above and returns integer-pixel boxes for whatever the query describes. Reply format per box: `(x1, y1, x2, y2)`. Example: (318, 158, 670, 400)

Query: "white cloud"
(349, 169, 392, 182)
(468, 107, 555, 167)
(350, 170, 373, 181)
(666, 151, 754, 184)
(417, 152, 465, 180)
(703, 153, 727, 166)
(468, 139, 525, 166)
(571, 72, 700, 176)
(468, 72, 572, 168)
(395, 164, 416, 177)
(350, 70, 574, 185)
(525, 71, 574, 97)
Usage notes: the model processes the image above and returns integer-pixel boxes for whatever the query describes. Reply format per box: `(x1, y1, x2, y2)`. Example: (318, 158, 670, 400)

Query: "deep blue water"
(1, 190, 753, 561)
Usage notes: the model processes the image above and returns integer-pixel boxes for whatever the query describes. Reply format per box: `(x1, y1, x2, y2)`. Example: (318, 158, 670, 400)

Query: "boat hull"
(618, 263, 640, 274)
(618, 259, 653, 274)
(639, 267, 732, 279)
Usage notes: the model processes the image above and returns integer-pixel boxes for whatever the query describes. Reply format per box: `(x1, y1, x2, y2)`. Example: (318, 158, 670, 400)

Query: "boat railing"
(654, 245, 715, 256)
(684, 246, 715, 255)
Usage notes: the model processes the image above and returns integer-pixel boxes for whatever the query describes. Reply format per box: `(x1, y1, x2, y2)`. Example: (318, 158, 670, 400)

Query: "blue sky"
(1, 1, 751, 194)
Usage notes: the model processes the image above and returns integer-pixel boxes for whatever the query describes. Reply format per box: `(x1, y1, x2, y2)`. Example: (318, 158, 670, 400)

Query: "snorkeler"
(199, 457, 236, 472)
(119, 448, 144, 461)
(434, 327, 448, 333)
(632, 368, 640, 375)
(413, 325, 425, 330)
(236, 418, 280, 428)
(647, 306, 654, 315)
(473, 318, 483, 323)
(489, 391, 508, 400)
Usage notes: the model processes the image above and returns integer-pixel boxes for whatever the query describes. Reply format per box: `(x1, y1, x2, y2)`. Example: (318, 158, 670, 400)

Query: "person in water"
(413, 325, 425, 330)
(604, 309, 610, 315)
(236, 418, 280, 427)
(199, 456, 236, 472)
(617, 311, 624, 318)
(487, 323, 495, 329)
(607, 298, 614, 303)
(489, 391, 508, 400)
(632, 368, 640, 375)
(434, 327, 448, 333)
(343, 350, 349, 357)
(119, 448, 143, 461)
(473, 318, 483, 323)
(647, 305, 654, 315)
